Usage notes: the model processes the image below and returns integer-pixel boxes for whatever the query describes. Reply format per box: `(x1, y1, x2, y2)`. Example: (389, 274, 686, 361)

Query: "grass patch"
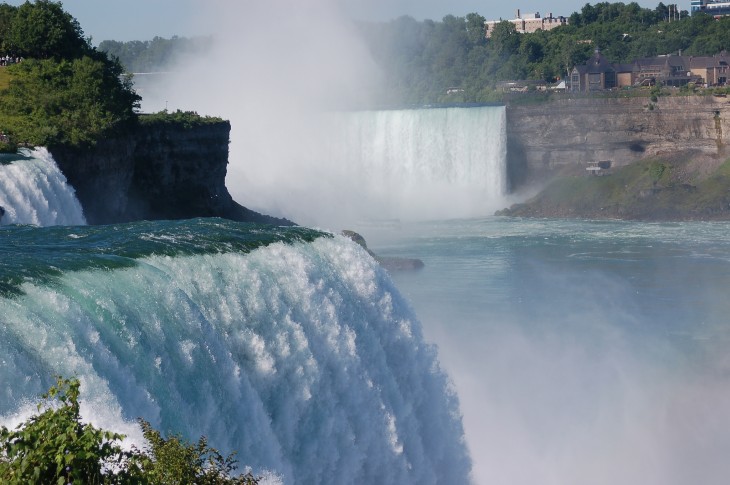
(0, 66, 11, 90)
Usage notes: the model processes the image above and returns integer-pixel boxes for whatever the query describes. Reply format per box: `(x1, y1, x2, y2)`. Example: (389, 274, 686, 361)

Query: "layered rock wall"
(506, 96, 730, 188)
(51, 121, 290, 225)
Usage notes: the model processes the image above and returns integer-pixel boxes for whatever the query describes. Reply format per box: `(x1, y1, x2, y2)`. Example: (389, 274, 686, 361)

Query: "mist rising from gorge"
(139, 0, 387, 229)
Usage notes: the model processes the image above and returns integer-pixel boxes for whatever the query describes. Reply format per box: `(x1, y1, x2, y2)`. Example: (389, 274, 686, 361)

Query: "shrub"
(0, 377, 259, 485)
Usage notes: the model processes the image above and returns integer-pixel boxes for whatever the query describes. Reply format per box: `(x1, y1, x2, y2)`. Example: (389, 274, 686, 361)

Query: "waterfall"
(228, 106, 508, 229)
(0, 220, 471, 484)
(0, 147, 86, 226)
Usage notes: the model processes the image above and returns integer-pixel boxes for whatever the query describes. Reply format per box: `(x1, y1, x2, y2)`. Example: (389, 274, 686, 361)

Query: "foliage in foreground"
(0, 377, 259, 484)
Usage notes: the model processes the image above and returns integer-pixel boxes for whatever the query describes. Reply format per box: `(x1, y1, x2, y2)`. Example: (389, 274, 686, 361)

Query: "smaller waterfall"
(0, 147, 86, 226)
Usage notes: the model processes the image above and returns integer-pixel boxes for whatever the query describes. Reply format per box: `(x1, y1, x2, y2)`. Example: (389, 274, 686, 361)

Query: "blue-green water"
(363, 217, 730, 485)
(0, 218, 470, 485)
(0, 219, 324, 296)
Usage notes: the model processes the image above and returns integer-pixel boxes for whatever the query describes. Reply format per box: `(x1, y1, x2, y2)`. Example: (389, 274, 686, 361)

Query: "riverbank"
(504, 95, 729, 190)
(498, 151, 730, 221)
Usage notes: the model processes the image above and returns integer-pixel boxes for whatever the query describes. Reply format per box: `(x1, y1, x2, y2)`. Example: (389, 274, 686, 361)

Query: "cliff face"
(506, 96, 730, 188)
(51, 121, 291, 225)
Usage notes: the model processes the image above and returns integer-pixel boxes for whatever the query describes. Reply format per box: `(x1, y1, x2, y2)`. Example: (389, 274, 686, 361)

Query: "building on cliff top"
(568, 49, 728, 91)
(484, 9, 568, 38)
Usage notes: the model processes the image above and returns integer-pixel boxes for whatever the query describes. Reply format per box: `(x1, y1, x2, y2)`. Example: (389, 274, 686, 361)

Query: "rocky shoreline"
(501, 95, 730, 221)
(498, 149, 730, 221)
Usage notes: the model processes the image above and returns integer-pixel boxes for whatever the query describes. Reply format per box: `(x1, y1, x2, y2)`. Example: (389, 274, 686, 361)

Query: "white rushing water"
(321, 107, 508, 224)
(0, 234, 471, 485)
(230, 106, 509, 229)
(0, 147, 86, 226)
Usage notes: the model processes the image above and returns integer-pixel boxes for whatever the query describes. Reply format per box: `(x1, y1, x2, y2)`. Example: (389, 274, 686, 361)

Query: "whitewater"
(0, 148, 86, 226)
(4, 104, 729, 485)
(0, 219, 470, 484)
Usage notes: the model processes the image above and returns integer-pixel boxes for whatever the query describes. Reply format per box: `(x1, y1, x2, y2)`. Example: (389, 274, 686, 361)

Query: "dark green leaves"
(0, 377, 261, 484)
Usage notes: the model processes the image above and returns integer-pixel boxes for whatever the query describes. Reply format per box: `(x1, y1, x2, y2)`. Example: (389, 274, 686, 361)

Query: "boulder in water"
(342, 230, 424, 271)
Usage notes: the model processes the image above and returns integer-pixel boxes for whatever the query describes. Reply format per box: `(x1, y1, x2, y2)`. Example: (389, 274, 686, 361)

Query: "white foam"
(0, 147, 86, 226)
(0, 236, 471, 484)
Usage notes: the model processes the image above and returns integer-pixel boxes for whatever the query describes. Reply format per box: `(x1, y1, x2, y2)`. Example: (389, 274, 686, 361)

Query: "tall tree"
(5, 0, 88, 59)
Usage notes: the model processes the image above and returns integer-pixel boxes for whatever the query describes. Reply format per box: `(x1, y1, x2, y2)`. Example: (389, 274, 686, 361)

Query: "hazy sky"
(6, 0, 666, 43)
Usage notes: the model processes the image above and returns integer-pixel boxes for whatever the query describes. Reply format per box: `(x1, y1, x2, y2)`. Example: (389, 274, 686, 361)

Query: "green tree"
(0, 56, 139, 147)
(465, 13, 486, 46)
(5, 0, 88, 59)
(0, 3, 18, 50)
(488, 21, 521, 58)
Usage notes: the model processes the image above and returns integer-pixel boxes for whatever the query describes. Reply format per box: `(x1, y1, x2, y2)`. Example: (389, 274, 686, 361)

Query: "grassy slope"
(500, 155, 730, 221)
(0, 66, 10, 90)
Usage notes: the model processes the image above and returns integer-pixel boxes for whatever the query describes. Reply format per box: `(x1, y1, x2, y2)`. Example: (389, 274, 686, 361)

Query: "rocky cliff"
(50, 120, 291, 226)
(506, 95, 730, 189)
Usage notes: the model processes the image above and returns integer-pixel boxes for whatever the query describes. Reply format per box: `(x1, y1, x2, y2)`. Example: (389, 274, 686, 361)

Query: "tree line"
(99, 3, 730, 106)
(99, 36, 213, 73)
(356, 2, 730, 104)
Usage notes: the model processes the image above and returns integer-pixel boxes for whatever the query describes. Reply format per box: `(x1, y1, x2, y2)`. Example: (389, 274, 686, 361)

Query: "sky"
(6, 0, 668, 43)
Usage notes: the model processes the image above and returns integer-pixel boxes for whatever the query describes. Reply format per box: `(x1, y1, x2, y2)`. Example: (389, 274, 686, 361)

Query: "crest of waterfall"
(0, 147, 86, 226)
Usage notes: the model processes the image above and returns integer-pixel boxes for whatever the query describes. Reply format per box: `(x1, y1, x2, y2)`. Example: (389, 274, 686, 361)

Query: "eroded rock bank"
(50, 120, 292, 226)
(502, 95, 730, 220)
(506, 95, 730, 189)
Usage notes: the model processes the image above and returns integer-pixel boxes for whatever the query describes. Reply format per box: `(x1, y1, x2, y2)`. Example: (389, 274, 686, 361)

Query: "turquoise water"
(364, 217, 730, 485)
(0, 218, 324, 296)
(0, 218, 470, 485)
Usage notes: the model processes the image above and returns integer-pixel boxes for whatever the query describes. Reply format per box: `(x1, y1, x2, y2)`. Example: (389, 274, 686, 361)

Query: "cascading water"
(0, 219, 472, 485)
(326, 106, 507, 222)
(225, 106, 508, 229)
(0, 147, 86, 226)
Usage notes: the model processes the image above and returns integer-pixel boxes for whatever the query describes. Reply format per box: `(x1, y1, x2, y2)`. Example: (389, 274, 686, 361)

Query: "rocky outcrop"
(506, 95, 730, 189)
(51, 121, 292, 226)
(342, 230, 424, 271)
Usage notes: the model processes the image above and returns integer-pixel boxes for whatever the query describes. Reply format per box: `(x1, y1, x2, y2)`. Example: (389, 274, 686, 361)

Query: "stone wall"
(506, 95, 730, 188)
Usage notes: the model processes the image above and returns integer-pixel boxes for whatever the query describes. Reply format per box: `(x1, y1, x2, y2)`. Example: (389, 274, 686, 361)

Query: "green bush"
(0, 377, 259, 485)
(138, 110, 224, 129)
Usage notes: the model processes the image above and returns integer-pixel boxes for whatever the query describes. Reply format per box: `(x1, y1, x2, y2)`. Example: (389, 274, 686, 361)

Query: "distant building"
(567, 49, 727, 91)
(691, 0, 730, 17)
(690, 53, 730, 85)
(485, 9, 568, 38)
(568, 49, 617, 92)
